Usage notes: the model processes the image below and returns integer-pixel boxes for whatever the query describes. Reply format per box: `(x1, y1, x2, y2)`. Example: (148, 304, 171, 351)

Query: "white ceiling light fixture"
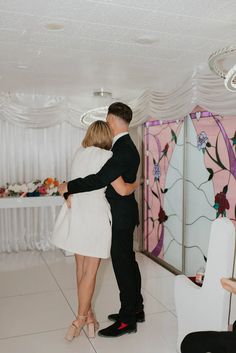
(135, 35, 159, 45)
(45, 23, 64, 31)
(17, 65, 29, 69)
(80, 89, 113, 127)
(80, 106, 109, 126)
(208, 45, 236, 92)
(224, 64, 236, 91)
(93, 89, 112, 98)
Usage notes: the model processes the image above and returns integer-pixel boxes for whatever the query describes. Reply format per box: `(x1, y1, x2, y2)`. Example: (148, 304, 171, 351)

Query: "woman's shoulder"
(73, 146, 84, 154)
(86, 146, 112, 156)
(86, 147, 113, 165)
(73, 146, 112, 162)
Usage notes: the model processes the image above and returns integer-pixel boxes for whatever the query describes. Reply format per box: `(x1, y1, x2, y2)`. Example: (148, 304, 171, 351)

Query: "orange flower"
(44, 178, 53, 185)
(54, 180, 59, 187)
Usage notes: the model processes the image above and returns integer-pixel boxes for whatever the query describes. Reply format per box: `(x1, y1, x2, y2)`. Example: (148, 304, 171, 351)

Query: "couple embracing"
(51, 102, 144, 340)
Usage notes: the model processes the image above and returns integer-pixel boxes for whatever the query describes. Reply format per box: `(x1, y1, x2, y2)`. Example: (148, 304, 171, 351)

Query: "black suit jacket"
(67, 134, 140, 229)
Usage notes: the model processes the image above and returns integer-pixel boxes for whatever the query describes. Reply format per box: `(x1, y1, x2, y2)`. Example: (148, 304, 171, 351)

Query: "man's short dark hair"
(108, 102, 132, 124)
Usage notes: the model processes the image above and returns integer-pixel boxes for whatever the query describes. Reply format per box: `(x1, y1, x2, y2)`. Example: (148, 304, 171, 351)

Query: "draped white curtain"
(0, 119, 85, 252)
(0, 93, 85, 128)
(1, 70, 236, 130)
(1, 68, 236, 252)
(131, 72, 236, 125)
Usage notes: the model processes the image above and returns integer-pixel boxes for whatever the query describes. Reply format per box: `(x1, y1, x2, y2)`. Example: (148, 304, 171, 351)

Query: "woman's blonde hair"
(82, 120, 112, 150)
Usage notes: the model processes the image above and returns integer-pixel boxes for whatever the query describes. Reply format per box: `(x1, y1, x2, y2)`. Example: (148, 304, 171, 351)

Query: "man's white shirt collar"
(112, 132, 128, 146)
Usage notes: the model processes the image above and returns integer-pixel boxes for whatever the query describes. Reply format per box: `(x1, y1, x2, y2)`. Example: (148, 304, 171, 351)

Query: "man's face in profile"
(106, 114, 115, 136)
(106, 113, 111, 126)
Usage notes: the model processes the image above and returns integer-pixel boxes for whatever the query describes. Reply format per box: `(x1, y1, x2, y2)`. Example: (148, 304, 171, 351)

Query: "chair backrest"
(203, 217, 235, 290)
(202, 217, 235, 329)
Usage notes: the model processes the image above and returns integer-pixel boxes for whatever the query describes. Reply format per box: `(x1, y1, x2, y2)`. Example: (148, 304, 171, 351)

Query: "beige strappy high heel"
(86, 310, 99, 338)
(65, 315, 87, 341)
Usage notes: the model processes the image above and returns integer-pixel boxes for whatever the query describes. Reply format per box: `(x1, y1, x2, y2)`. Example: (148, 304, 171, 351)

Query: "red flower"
(158, 207, 168, 224)
(0, 187, 6, 198)
(38, 185, 47, 195)
(214, 192, 230, 215)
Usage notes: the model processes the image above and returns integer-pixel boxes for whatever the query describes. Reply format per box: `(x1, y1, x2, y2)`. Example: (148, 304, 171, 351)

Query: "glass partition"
(143, 111, 236, 275)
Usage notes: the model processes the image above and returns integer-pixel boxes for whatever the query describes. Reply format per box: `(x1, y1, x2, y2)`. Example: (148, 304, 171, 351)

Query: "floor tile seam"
(142, 286, 169, 305)
(83, 332, 100, 353)
(142, 287, 172, 312)
(144, 311, 173, 319)
(0, 288, 62, 300)
(169, 310, 177, 319)
(39, 252, 76, 317)
(0, 326, 72, 341)
(142, 274, 175, 280)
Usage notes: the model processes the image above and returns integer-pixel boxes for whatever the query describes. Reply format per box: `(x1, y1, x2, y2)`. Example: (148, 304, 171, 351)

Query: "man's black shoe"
(108, 310, 145, 323)
(98, 321, 137, 337)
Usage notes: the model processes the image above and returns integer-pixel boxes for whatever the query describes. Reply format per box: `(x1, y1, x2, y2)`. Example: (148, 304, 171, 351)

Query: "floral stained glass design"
(144, 112, 236, 275)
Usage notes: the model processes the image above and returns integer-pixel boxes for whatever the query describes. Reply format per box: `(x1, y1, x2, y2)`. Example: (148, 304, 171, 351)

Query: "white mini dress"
(51, 146, 112, 258)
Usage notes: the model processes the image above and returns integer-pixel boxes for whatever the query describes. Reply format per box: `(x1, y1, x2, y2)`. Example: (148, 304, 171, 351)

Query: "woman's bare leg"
(65, 254, 101, 340)
(75, 253, 85, 311)
(75, 254, 101, 316)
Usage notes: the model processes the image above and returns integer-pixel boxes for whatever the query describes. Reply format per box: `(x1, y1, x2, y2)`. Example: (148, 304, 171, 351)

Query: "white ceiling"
(0, 0, 235, 100)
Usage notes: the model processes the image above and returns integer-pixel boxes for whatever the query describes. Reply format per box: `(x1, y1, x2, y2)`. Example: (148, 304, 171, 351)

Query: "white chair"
(175, 217, 236, 352)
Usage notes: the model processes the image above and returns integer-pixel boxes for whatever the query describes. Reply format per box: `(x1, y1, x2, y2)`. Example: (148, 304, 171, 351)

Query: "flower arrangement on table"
(0, 178, 60, 198)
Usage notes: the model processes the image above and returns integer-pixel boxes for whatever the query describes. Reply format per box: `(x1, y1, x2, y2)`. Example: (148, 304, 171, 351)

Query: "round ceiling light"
(80, 90, 113, 127)
(224, 64, 236, 91)
(80, 107, 108, 127)
(45, 23, 64, 31)
(17, 65, 28, 69)
(208, 45, 236, 91)
(135, 35, 159, 45)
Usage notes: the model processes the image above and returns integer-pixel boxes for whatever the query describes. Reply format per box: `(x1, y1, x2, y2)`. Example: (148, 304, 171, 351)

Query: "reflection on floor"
(0, 250, 177, 353)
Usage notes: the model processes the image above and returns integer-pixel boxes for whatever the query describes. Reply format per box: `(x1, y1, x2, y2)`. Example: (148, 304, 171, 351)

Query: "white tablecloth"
(0, 196, 64, 252)
(0, 196, 64, 208)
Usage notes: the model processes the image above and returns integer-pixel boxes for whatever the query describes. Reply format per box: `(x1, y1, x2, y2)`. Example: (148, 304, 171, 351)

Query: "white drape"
(0, 93, 85, 128)
(0, 119, 85, 252)
(1, 71, 236, 130)
(131, 72, 236, 124)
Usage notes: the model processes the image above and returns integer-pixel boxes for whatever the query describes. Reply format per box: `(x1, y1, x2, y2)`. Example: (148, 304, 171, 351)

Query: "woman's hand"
(66, 195, 72, 208)
(58, 182, 68, 196)
(133, 179, 140, 190)
(221, 278, 236, 295)
(111, 177, 140, 196)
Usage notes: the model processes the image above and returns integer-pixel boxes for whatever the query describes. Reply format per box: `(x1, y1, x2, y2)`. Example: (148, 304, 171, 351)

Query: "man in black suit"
(58, 102, 144, 337)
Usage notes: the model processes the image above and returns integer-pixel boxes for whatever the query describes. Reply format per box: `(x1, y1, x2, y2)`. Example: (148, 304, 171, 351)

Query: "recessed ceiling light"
(17, 65, 28, 69)
(135, 35, 159, 45)
(45, 23, 64, 31)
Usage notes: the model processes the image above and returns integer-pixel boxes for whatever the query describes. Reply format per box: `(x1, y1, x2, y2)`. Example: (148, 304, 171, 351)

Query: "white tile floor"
(0, 250, 178, 353)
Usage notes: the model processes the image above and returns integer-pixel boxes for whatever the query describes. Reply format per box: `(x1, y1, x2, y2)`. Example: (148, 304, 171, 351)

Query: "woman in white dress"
(51, 121, 138, 341)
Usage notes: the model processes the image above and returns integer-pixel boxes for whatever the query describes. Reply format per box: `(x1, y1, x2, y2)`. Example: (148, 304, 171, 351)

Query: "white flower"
(8, 184, 21, 193)
(20, 184, 28, 193)
(27, 182, 38, 192)
(47, 187, 57, 195)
